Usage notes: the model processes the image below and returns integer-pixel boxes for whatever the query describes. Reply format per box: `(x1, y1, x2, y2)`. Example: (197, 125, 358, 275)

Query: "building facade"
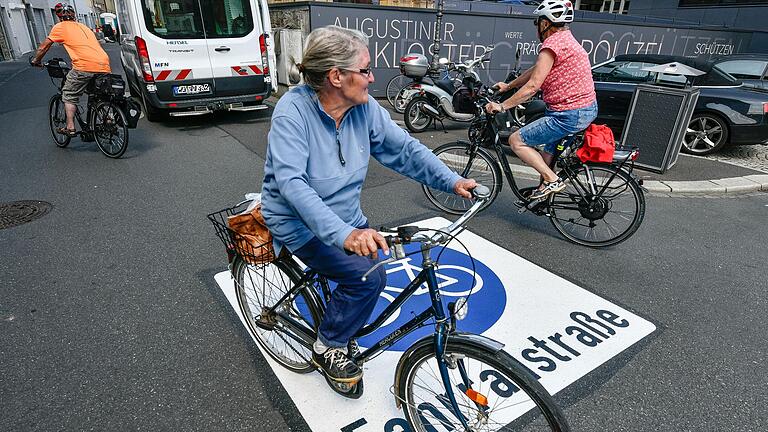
(628, 0, 768, 30)
(0, 0, 97, 60)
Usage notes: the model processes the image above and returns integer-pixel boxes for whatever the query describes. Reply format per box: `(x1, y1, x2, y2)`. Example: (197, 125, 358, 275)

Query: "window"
(714, 60, 768, 80)
(141, 0, 254, 39)
(200, 0, 254, 38)
(592, 61, 656, 83)
(142, 0, 205, 39)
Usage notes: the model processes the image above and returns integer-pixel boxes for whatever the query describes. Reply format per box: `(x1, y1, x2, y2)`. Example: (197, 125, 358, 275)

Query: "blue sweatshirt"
(261, 85, 462, 253)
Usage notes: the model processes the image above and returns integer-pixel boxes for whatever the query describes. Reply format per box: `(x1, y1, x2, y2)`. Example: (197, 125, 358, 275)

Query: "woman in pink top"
(486, 0, 597, 199)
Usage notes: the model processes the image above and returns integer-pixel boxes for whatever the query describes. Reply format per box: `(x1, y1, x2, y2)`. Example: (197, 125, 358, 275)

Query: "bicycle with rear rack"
(423, 86, 646, 248)
(208, 186, 569, 431)
(36, 57, 140, 158)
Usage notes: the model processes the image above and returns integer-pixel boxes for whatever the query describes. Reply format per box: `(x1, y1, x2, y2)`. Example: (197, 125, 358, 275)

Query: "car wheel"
(682, 113, 729, 156)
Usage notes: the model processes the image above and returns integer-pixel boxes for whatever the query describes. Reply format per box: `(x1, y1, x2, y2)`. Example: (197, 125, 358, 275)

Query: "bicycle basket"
(89, 74, 126, 97)
(46, 61, 68, 79)
(207, 203, 275, 266)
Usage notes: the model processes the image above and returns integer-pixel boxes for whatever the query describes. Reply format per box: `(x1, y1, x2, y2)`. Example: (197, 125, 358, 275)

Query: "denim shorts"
(519, 102, 598, 155)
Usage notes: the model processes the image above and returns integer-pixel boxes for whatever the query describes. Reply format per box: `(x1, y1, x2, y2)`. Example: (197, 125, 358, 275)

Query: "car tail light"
(259, 34, 269, 75)
(135, 36, 154, 83)
(763, 102, 768, 114)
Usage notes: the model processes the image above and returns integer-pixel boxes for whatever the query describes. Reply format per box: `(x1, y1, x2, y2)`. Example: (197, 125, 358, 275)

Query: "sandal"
(56, 127, 77, 137)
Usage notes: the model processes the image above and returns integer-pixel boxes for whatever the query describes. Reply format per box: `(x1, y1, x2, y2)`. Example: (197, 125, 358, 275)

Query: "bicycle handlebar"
(361, 184, 491, 281)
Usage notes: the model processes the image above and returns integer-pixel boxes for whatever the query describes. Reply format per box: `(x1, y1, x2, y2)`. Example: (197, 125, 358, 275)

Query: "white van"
(115, 0, 277, 121)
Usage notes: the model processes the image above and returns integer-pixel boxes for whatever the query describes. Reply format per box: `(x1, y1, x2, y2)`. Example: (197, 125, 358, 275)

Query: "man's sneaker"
(529, 179, 566, 200)
(312, 347, 363, 383)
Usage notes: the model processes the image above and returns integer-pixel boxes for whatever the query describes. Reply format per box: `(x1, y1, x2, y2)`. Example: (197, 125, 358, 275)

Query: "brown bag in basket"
(226, 204, 275, 264)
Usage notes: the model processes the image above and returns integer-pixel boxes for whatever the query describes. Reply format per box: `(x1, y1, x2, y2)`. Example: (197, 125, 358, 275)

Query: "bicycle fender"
(392, 332, 505, 408)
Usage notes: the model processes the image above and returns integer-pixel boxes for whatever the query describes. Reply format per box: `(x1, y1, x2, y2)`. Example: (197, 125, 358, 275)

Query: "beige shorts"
(61, 69, 98, 104)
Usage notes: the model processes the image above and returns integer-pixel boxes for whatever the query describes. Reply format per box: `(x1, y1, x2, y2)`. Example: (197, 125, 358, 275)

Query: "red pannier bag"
(576, 124, 615, 163)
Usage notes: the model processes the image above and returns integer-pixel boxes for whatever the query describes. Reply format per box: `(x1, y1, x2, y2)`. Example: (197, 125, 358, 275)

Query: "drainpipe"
(429, 0, 444, 72)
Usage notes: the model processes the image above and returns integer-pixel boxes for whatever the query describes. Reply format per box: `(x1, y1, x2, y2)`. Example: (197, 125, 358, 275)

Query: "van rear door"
(134, 0, 215, 103)
(199, 0, 271, 99)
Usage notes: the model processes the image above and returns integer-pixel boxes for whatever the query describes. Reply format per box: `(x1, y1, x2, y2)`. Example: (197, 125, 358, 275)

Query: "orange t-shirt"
(47, 21, 111, 73)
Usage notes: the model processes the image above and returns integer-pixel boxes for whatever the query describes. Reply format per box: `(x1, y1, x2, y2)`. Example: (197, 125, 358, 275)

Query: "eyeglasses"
(533, 18, 541, 26)
(342, 68, 373, 77)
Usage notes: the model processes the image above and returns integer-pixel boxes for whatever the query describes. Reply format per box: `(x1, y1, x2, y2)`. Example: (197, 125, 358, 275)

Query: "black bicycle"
(423, 87, 646, 248)
(40, 58, 132, 158)
(209, 187, 569, 431)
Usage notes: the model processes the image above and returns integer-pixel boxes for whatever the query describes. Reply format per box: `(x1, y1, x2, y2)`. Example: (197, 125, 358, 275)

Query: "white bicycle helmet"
(534, 0, 574, 24)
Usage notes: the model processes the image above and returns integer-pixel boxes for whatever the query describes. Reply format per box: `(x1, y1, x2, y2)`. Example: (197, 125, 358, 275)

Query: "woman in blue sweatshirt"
(261, 25, 477, 383)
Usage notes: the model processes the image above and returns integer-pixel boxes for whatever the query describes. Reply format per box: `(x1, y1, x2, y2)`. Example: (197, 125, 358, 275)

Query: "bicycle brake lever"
(361, 257, 396, 282)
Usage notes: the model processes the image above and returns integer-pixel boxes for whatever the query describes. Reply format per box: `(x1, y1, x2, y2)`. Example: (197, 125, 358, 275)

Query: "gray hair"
(290, 26, 369, 92)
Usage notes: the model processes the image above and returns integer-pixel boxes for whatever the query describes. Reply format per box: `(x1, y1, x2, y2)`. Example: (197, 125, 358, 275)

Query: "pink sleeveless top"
(540, 30, 596, 112)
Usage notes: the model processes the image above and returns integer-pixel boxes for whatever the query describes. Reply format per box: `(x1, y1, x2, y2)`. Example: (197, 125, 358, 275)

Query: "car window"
(592, 61, 656, 83)
(142, 0, 205, 39)
(715, 60, 768, 80)
(200, 0, 254, 38)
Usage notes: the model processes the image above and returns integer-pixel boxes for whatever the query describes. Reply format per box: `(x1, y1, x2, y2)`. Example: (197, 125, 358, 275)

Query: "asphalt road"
(1, 44, 767, 431)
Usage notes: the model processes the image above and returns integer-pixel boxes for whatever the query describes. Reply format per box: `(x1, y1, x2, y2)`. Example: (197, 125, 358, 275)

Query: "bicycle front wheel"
(549, 165, 645, 247)
(386, 74, 410, 110)
(49, 95, 71, 148)
(398, 341, 569, 431)
(232, 256, 320, 374)
(92, 101, 128, 158)
(422, 142, 502, 215)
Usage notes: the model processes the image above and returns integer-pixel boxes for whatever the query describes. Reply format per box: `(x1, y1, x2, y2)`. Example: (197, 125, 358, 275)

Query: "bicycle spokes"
(549, 165, 644, 247)
(406, 351, 556, 431)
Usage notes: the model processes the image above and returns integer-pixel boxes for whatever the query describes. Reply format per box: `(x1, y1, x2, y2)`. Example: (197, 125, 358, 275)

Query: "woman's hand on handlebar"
(454, 178, 478, 199)
(493, 81, 511, 93)
(344, 228, 390, 259)
(485, 102, 504, 114)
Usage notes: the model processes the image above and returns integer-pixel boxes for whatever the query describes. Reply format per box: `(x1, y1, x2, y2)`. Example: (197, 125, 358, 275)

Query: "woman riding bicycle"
(485, 0, 597, 200)
(260, 25, 476, 384)
(30, 3, 111, 137)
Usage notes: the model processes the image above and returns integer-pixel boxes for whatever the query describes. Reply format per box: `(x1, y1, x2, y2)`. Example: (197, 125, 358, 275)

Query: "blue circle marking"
(358, 244, 507, 352)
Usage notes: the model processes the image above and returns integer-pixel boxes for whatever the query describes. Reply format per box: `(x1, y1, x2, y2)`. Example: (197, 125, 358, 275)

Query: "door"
(10, 9, 33, 54)
(134, 0, 215, 103)
(200, 0, 269, 98)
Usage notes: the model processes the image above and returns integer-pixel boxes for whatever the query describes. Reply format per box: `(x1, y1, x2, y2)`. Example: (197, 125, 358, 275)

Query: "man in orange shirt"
(31, 3, 111, 136)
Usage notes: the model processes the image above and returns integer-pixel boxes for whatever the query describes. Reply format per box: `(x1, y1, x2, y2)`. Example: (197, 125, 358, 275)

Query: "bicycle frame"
(265, 239, 474, 429)
(477, 109, 637, 207)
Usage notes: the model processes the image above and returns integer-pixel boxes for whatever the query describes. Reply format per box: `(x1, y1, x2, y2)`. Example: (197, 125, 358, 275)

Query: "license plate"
(173, 84, 211, 96)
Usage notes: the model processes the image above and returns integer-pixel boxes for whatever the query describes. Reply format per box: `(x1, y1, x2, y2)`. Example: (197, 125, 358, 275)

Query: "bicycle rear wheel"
(422, 142, 502, 215)
(386, 74, 410, 110)
(92, 101, 128, 158)
(398, 341, 569, 431)
(549, 165, 645, 247)
(49, 95, 71, 148)
(232, 256, 320, 373)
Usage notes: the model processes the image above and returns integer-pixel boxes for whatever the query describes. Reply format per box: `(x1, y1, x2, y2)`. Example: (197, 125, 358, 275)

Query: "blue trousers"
(292, 235, 387, 348)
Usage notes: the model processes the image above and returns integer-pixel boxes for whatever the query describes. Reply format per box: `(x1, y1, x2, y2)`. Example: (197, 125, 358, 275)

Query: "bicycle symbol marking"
(359, 245, 507, 352)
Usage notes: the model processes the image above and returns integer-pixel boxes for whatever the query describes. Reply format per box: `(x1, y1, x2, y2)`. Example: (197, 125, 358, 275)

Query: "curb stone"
(653, 176, 768, 196)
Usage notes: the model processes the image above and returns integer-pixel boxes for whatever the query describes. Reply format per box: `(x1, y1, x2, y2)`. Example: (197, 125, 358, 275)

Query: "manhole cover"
(0, 201, 53, 230)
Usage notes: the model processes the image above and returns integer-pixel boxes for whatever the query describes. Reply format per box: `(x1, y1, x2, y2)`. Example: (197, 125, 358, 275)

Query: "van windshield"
(141, 0, 254, 39)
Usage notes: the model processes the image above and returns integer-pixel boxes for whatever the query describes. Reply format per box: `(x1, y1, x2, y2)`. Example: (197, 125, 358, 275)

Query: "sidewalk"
(389, 111, 768, 197)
